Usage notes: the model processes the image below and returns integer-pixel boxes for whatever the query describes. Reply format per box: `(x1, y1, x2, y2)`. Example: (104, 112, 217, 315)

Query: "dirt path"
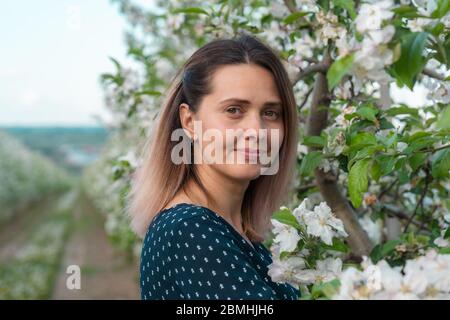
(51, 187, 139, 299)
(0, 192, 63, 264)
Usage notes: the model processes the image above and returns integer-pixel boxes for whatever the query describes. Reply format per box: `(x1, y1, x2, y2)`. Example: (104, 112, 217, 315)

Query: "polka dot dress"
(140, 203, 300, 300)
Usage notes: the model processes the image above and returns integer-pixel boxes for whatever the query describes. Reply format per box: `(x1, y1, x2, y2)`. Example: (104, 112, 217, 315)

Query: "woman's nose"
(243, 112, 265, 132)
(241, 113, 265, 145)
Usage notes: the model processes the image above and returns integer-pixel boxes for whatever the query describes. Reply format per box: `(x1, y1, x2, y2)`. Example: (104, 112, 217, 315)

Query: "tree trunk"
(306, 52, 373, 256)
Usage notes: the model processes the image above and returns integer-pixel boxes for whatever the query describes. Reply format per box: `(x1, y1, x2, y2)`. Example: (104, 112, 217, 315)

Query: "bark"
(306, 52, 373, 256)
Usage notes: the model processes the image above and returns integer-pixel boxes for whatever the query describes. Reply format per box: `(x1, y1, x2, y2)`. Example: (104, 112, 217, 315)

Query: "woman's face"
(181, 63, 285, 182)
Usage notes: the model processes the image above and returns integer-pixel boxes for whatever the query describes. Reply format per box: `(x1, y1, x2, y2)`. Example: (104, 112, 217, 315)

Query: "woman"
(127, 33, 299, 300)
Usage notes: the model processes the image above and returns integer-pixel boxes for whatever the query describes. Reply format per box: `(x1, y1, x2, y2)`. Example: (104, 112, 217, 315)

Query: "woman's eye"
(226, 106, 242, 115)
(264, 110, 280, 120)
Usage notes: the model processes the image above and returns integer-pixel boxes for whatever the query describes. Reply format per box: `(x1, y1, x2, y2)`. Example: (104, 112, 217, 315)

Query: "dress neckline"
(160, 202, 259, 250)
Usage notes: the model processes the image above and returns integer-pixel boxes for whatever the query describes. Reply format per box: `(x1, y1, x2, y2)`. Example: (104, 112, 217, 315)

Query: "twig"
(404, 168, 431, 233)
(422, 68, 446, 81)
(303, 57, 319, 64)
(431, 143, 450, 152)
(297, 182, 317, 193)
(378, 178, 398, 199)
(382, 204, 429, 231)
(397, 143, 450, 156)
(298, 87, 314, 111)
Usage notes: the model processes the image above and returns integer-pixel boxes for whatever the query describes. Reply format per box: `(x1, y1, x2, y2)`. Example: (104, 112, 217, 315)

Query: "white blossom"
(355, 0, 395, 34)
(167, 13, 185, 31)
(268, 255, 306, 288)
(270, 1, 289, 18)
(296, 200, 348, 245)
(333, 249, 450, 299)
(407, 17, 431, 32)
(434, 229, 450, 247)
(315, 257, 343, 282)
(271, 219, 301, 252)
(316, 10, 346, 44)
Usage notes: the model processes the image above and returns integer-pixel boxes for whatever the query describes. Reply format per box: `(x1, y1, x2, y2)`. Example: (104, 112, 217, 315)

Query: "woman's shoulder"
(142, 203, 229, 245)
(152, 203, 206, 224)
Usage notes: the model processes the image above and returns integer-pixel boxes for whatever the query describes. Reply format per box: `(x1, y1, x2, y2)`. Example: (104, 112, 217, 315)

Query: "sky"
(0, 0, 129, 126)
(0, 1, 430, 127)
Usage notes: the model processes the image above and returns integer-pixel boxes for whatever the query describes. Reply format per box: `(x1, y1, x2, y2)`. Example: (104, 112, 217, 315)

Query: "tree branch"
(382, 204, 430, 231)
(306, 50, 373, 256)
(299, 87, 314, 111)
(283, 0, 298, 13)
(404, 168, 431, 233)
(297, 182, 317, 193)
(292, 63, 329, 86)
(378, 178, 398, 200)
(422, 68, 446, 81)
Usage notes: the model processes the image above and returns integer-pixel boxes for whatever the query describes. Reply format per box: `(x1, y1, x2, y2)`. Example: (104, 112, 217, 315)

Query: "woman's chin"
(227, 164, 262, 181)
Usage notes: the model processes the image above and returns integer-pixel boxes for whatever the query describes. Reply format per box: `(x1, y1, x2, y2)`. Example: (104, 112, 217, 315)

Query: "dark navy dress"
(140, 203, 300, 300)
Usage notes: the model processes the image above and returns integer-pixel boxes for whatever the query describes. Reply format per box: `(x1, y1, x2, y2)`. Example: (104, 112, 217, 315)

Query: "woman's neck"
(184, 165, 249, 234)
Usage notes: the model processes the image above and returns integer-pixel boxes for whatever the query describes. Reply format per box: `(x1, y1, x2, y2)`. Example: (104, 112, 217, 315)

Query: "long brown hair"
(126, 33, 298, 242)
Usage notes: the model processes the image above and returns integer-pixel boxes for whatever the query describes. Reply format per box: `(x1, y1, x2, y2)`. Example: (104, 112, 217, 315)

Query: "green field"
(1, 126, 110, 174)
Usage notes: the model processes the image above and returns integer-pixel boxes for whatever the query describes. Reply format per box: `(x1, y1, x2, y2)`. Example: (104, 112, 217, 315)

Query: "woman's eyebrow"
(219, 98, 282, 107)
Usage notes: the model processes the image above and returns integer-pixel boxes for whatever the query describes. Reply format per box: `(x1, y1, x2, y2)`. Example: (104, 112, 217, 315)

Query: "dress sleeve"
(160, 213, 280, 300)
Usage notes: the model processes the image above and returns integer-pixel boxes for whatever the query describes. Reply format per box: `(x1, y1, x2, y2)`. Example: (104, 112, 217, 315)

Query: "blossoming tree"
(84, 0, 450, 298)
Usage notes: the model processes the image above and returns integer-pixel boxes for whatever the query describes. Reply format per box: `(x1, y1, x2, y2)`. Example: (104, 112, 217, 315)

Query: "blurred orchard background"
(0, 0, 449, 299)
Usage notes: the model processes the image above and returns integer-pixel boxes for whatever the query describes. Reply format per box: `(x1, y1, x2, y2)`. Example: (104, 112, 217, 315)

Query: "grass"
(0, 207, 73, 299)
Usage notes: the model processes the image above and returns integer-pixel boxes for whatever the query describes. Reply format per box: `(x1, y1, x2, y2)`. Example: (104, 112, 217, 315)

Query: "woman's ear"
(179, 103, 195, 140)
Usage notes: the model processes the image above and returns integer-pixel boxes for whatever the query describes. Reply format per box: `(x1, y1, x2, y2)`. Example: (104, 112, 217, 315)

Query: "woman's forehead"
(207, 64, 281, 103)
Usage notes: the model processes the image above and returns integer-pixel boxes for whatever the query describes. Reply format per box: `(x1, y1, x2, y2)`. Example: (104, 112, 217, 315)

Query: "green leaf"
(409, 152, 427, 171)
(391, 32, 429, 89)
(376, 154, 396, 176)
(403, 136, 439, 154)
(334, 0, 356, 19)
(347, 132, 377, 154)
(303, 135, 326, 148)
(350, 132, 377, 146)
(385, 105, 419, 117)
(431, 148, 450, 179)
(370, 159, 382, 182)
(377, 131, 397, 149)
(172, 7, 209, 15)
(299, 151, 324, 176)
(406, 131, 432, 143)
(272, 208, 301, 229)
(392, 5, 423, 18)
(356, 104, 379, 122)
(431, 0, 450, 18)
(436, 105, 450, 130)
(438, 247, 450, 254)
(429, 22, 445, 37)
(444, 228, 450, 239)
(283, 12, 308, 24)
(379, 118, 395, 130)
(109, 56, 122, 72)
(431, 35, 450, 67)
(381, 239, 402, 256)
(348, 158, 371, 208)
(327, 54, 355, 89)
(370, 243, 383, 262)
(348, 145, 383, 169)
(324, 238, 350, 253)
(311, 279, 341, 299)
